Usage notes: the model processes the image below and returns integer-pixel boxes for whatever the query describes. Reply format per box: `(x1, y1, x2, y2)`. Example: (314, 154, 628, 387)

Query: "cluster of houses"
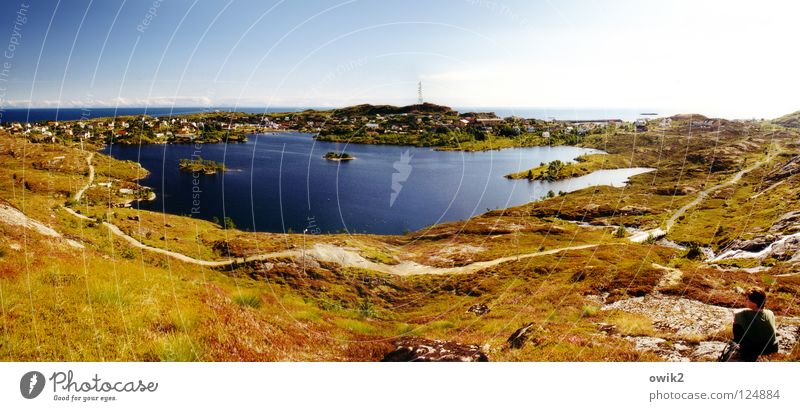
(2, 107, 715, 144)
(0, 116, 235, 142)
(310, 111, 629, 138)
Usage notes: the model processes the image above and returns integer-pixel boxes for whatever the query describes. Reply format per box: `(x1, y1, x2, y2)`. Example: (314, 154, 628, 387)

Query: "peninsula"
(0, 103, 624, 152)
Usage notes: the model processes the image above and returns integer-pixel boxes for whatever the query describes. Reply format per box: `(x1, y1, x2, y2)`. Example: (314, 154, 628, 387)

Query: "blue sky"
(1, 0, 798, 118)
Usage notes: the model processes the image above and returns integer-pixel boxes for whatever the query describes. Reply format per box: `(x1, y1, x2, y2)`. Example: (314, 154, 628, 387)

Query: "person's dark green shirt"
(733, 309, 778, 361)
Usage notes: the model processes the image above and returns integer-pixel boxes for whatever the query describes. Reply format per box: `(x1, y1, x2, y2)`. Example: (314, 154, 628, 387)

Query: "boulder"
(770, 211, 800, 234)
(619, 205, 654, 216)
(765, 155, 800, 183)
(597, 322, 618, 334)
(382, 337, 488, 362)
(467, 303, 490, 316)
(728, 235, 778, 253)
(654, 185, 697, 196)
(771, 236, 800, 261)
(507, 322, 538, 349)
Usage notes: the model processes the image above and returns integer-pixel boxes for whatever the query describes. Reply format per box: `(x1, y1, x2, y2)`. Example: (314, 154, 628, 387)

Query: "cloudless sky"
(0, 0, 798, 118)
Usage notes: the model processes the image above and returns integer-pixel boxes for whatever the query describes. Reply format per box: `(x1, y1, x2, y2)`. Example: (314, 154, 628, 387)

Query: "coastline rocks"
(382, 337, 489, 362)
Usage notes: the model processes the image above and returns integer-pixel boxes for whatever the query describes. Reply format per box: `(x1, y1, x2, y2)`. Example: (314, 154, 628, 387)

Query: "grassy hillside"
(774, 110, 800, 128)
(330, 103, 457, 118)
(2, 118, 800, 362)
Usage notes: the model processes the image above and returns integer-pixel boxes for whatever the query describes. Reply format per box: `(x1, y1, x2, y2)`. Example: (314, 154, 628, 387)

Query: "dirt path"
(652, 263, 683, 290)
(665, 158, 766, 232)
(92, 227, 602, 274)
(629, 155, 771, 243)
(63, 202, 604, 273)
(73, 152, 95, 202)
(303, 243, 600, 276)
(101, 221, 298, 267)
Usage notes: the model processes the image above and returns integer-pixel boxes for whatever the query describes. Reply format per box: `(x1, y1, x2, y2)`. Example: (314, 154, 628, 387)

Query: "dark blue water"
(0, 107, 328, 124)
(101, 133, 653, 234)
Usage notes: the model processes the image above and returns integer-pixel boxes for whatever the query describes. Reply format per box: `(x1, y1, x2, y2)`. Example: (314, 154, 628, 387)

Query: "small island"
(178, 157, 228, 174)
(323, 151, 356, 161)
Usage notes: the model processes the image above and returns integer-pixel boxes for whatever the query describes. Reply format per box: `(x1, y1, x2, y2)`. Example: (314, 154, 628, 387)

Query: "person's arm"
(732, 314, 744, 343)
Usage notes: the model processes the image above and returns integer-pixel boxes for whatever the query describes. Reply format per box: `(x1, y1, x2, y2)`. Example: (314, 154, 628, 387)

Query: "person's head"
(745, 287, 767, 309)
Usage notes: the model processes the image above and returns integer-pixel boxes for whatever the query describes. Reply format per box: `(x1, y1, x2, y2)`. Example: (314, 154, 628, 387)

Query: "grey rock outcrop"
(382, 337, 489, 362)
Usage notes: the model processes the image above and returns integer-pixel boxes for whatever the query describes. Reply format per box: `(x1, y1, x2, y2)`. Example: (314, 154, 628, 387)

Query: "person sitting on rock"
(732, 287, 778, 361)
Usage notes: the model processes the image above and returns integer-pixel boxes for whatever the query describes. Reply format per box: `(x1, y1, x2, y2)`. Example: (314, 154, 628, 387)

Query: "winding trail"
(629, 155, 771, 243)
(652, 263, 683, 290)
(67, 201, 603, 273)
(664, 158, 766, 232)
(97, 219, 602, 274)
(303, 243, 600, 276)
(73, 152, 95, 202)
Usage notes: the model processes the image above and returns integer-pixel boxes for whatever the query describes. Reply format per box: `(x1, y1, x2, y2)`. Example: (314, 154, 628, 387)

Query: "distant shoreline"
(0, 106, 673, 123)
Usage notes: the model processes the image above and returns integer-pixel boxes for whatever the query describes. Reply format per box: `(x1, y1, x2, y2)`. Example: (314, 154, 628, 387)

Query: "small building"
(475, 118, 505, 126)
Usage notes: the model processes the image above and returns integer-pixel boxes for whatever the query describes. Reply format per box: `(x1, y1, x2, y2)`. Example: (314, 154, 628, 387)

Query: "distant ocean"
(0, 107, 326, 124)
(0, 106, 669, 124)
(475, 107, 670, 122)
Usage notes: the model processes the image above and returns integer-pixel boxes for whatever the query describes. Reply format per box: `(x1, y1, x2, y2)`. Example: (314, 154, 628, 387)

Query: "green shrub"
(223, 216, 236, 230)
(233, 292, 261, 308)
(156, 335, 201, 362)
(685, 242, 703, 260)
